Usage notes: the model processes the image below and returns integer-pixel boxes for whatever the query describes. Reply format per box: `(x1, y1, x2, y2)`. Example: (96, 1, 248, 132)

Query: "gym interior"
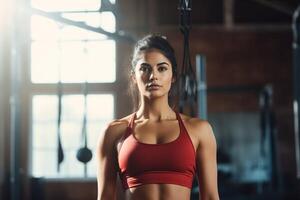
(1, 0, 300, 199)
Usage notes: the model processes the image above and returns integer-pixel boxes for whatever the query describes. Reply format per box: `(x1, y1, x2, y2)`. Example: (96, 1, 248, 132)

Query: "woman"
(96, 34, 219, 200)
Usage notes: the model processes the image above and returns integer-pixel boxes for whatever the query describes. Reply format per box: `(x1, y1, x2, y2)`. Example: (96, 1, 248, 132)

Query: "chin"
(146, 91, 167, 99)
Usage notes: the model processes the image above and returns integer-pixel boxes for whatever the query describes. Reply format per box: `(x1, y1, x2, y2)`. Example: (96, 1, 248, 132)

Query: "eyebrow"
(140, 63, 151, 67)
(140, 62, 170, 66)
(157, 62, 170, 66)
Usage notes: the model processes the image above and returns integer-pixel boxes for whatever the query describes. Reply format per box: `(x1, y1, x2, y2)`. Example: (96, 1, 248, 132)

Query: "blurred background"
(1, 0, 300, 199)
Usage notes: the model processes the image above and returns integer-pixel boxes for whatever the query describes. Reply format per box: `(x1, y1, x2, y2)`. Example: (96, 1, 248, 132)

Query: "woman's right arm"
(96, 123, 119, 200)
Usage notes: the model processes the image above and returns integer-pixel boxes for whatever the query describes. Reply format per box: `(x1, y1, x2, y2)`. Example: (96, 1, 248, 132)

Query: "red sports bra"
(118, 111, 196, 190)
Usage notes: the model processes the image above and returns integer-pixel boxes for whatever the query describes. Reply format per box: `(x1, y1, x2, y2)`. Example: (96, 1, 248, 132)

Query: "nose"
(149, 69, 158, 80)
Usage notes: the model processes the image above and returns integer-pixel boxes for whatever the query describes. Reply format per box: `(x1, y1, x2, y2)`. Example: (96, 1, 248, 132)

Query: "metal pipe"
(196, 54, 207, 120)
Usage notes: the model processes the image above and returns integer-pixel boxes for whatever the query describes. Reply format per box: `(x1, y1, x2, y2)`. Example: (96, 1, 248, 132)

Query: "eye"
(158, 66, 168, 72)
(139, 65, 151, 73)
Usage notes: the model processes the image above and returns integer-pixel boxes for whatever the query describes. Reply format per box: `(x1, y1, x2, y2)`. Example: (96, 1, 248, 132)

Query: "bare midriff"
(124, 183, 191, 200)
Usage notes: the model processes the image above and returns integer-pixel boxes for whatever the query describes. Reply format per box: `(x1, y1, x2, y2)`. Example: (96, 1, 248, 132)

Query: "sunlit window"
(31, 0, 101, 12)
(30, 1, 117, 178)
(32, 95, 114, 178)
(31, 37, 116, 83)
(30, 7, 116, 83)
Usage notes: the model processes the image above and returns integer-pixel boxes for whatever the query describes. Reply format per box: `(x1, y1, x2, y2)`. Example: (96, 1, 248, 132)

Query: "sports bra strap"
(122, 112, 136, 139)
(128, 112, 136, 128)
(175, 111, 184, 128)
(175, 111, 191, 140)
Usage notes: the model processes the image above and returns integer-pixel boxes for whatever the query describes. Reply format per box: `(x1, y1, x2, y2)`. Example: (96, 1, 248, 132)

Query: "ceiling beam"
(31, 8, 136, 43)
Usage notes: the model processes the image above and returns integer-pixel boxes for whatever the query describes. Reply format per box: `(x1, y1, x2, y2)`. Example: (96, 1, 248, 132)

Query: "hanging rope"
(57, 26, 64, 172)
(178, 0, 198, 116)
(76, 42, 93, 177)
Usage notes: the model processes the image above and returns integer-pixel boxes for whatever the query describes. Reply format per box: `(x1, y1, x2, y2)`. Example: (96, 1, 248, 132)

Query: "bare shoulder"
(179, 113, 215, 148)
(97, 113, 134, 147)
(179, 113, 212, 133)
(105, 114, 132, 135)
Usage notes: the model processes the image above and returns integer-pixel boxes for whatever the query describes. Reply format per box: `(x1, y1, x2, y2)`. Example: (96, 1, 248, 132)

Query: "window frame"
(27, 1, 121, 180)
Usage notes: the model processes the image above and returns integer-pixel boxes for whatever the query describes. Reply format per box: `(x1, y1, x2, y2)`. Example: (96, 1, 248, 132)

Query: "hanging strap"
(178, 0, 197, 116)
(57, 37, 64, 172)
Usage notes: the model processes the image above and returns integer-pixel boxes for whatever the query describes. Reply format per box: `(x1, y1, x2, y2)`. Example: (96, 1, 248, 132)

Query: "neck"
(136, 96, 175, 121)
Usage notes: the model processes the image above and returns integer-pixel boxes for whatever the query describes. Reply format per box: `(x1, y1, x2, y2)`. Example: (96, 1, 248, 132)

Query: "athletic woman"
(96, 34, 219, 200)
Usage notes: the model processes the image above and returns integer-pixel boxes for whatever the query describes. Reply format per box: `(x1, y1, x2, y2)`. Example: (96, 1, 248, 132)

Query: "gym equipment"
(178, 0, 198, 117)
(76, 43, 92, 177)
(259, 85, 278, 191)
(76, 81, 93, 176)
(178, 1, 199, 197)
(56, 39, 64, 172)
(196, 54, 207, 120)
(57, 81, 64, 171)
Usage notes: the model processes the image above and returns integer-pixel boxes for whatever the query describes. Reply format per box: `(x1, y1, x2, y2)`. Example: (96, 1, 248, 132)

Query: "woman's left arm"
(194, 120, 220, 200)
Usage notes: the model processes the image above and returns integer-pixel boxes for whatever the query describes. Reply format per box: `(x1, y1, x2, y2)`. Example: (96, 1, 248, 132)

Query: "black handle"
(57, 81, 64, 172)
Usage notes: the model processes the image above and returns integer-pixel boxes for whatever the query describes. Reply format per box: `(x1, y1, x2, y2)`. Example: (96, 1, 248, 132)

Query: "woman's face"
(132, 50, 174, 99)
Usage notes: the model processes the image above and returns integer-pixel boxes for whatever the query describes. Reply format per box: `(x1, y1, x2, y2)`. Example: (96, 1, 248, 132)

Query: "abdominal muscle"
(123, 184, 191, 200)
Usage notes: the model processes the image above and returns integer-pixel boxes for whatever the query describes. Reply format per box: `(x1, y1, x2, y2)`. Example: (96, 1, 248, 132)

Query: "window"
(32, 95, 114, 178)
(30, 0, 116, 178)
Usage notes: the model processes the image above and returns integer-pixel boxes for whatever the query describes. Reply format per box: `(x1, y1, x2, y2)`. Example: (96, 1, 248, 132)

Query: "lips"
(146, 83, 161, 90)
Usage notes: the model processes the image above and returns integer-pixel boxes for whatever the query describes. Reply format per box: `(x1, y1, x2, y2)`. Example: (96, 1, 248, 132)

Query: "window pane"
(99, 12, 116, 33)
(31, 0, 101, 12)
(59, 150, 84, 178)
(31, 11, 116, 84)
(31, 15, 108, 41)
(31, 40, 116, 83)
(85, 40, 116, 83)
(87, 95, 114, 120)
(61, 121, 82, 149)
(32, 150, 57, 177)
(33, 95, 58, 121)
(30, 15, 60, 41)
(31, 41, 60, 83)
(32, 122, 57, 149)
(31, 94, 114, 178)
(61, 95, 84, 121)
